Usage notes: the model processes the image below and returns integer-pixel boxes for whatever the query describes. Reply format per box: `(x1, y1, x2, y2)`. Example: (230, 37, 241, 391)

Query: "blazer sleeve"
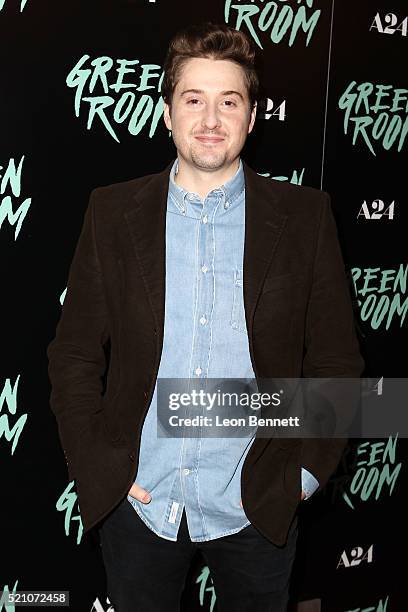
(47, 188, 109, 480)
(301, 192, 365, 492)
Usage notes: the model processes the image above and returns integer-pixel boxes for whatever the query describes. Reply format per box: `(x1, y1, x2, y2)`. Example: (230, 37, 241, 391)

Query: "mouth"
(194, 135, 225, 144)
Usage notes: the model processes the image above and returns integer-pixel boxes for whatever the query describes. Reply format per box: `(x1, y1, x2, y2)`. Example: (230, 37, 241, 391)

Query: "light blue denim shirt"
(127, 158, 319, 542)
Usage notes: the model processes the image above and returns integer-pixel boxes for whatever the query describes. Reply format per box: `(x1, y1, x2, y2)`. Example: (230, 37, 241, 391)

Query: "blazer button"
(143, 390, 148, 399)
(129, 452, 135, 462)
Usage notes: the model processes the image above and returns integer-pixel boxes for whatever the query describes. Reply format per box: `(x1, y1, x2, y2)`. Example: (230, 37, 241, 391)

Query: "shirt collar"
(168, 157, 245, 217)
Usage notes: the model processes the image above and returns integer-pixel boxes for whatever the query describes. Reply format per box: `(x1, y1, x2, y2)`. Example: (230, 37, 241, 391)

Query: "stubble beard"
(190, 144, 228, 171)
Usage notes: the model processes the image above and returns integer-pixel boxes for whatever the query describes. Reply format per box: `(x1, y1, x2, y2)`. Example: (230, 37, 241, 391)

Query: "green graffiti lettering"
(110, 59, 139, 94)
(224, 0, 320, 49)
(345, 438, 401, 507)
(113, 92, 136, 123)
(66, 56, 164, 142)
(290, 4, 320, 46)
(66, 54, 92, 117)
(89, 56, 114, 93)
(56, 482, 83, 544)
(138, 64, 162, 91)
(338, 81, 408, 154)
(128, 95, 154, 136)
(82, 95, 119, 142)
(0, 376, 28, 455)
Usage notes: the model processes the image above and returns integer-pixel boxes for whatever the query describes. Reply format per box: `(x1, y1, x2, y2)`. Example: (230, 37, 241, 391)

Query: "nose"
(201, 102, 221, 131)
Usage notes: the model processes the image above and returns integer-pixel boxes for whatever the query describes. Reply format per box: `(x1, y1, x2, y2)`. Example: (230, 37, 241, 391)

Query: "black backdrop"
(1, 1, 406, 610)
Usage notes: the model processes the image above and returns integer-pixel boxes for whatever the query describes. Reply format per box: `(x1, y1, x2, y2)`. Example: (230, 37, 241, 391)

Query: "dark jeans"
(99, 497, 298, 612)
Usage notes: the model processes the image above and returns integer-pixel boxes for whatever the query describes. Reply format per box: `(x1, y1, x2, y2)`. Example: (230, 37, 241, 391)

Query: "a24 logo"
(357, 200, 395, 220)
(337, 544, 373, 568)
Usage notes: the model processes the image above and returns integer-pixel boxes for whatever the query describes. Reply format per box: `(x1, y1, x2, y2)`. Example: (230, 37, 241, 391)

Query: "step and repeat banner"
(1, 1, 406, 610)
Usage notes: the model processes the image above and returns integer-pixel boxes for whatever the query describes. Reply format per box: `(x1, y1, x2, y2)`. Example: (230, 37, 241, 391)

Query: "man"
(47, 22, 364, 612)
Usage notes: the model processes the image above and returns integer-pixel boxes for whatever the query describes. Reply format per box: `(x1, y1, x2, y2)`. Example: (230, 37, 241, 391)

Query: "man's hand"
(128, 482, 152, 503)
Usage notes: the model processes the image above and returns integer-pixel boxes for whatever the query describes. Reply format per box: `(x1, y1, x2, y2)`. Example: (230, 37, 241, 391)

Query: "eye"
(187, 98, 201, 105)
(223, 100, 237, 107)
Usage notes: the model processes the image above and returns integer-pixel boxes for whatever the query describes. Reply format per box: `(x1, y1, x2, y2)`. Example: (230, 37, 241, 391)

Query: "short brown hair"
(162, 22, 259, 110)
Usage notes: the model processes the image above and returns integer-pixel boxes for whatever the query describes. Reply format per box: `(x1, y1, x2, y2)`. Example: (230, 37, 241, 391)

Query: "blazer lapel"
(123, 159, 288, 347)
(241, 160, 288, 341)
(123, 162, 171, 337)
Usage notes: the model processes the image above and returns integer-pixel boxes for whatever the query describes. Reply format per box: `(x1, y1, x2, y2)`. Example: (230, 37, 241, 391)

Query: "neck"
(174, 157, 240, 200)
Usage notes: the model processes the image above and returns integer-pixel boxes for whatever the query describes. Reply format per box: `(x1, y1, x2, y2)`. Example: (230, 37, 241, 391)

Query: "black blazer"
(47, 160, 364, 545)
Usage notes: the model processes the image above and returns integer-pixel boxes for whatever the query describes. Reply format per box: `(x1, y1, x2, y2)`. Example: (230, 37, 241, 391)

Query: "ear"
(248, 101, 257, 134)
(163, 100, 172, 131)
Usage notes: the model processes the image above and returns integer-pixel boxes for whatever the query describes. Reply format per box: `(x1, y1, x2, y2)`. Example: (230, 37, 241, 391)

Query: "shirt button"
(183, 468, 190, 475)
(199, 315, 207, 325)
(202, 215, 208, 224)
(224, 201, 230, 209)
(194, 367, 202, 376)
(201, 265, 208, 273)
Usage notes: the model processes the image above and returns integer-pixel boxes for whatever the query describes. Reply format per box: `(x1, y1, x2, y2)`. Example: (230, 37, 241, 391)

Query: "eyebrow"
(180, 88, 245, 102)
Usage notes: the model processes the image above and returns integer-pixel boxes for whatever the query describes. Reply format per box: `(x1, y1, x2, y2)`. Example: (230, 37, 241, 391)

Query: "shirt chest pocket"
(230, 268, 247, 333)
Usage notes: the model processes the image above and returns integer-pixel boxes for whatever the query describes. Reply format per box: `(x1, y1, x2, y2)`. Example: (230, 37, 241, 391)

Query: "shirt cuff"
(301, 467, 319, 500)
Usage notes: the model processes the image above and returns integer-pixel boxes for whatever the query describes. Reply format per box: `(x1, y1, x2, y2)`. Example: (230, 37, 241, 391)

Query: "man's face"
(163, 57, 257, 172)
